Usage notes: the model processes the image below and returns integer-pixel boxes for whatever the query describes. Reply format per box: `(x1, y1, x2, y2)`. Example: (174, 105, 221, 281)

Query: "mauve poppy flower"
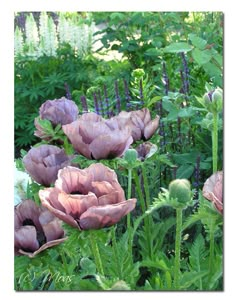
(15, 200, 66, 258)
(23, 145, 73, 186)
(62, 112, 133, 160)
(106, 108, 160, 142)
(39, 163, 137, 230)
(34, 97, 79, 139)
(202, 171, 223, 214)
(136, 142, 158, 161)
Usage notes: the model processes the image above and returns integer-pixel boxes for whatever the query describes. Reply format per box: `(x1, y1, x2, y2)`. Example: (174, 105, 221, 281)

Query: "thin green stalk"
(212, 112, 219, 173)
(133, 168, 153, 259)
(111, 226, 122, 279)
(208, 223, 215, 283)
(133, 169, 146, 213)
(141, 164, 151, 208)
(89, 231, 104, 276)
(127, 168, 132, 229)
(174, 208, 183, 290)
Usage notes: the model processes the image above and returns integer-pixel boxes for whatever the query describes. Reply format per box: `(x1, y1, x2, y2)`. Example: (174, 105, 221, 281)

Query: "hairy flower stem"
(89, 231, 104, 276)
(174, 208, 183, 290)
(208, 222, 215, 283)
(111, 226, 122, 279)
(212, 112, 219, 173)
(133, 168, 153, 259)
(127, 168, 132, 255)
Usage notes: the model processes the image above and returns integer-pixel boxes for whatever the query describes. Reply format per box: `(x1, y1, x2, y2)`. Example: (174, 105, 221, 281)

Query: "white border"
(1, 0, 235, 299)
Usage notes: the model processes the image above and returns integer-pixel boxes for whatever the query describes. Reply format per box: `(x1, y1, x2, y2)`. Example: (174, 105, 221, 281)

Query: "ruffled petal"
(15, 226, 39, 253)
(39, 189, 79, 228)
(78, 198, 137, 230)
(143, 115, 160, 140)
(19, 237, 67, 258)
(57, 191, 98, 219)
(56, 166, 92, 194)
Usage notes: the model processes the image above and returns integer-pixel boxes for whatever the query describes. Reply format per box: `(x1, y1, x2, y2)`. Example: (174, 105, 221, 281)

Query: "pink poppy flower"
(23, 145, 73, 186)
(15, 200, 66, 258)
(202, 171, 223, 214)
(39, 163, 136, 230)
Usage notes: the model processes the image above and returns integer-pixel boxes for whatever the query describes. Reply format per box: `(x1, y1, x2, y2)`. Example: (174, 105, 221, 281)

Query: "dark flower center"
(70, 191, 83, 195)
(22, 218, 46, 247)
(22, 218, 35, 226)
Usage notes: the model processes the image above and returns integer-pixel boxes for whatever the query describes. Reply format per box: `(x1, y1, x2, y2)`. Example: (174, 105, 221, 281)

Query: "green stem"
(127, 168, 132, 228)
(127, 168, 132, 258)
(89, 231, 104, 276)
(208, 224, 215, 282)
(133, 168, 153, 259)
(111, 226, 122, 279)
(133, 169, 146, 213)
(174, 208, 183, 290)
(141, 164, 151, 208)
(212, 112, 219, 173)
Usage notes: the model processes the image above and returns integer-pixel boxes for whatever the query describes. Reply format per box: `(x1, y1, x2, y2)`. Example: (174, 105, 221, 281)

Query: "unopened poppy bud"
(212, 88, 223, 112)
(169, 179, 192, 208)
(203, 90, 214, 112)
(124, 149, 138, 164)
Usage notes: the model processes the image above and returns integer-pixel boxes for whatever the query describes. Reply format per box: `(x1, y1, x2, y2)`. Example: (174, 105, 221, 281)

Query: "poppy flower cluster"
(15, 97, 159, 257)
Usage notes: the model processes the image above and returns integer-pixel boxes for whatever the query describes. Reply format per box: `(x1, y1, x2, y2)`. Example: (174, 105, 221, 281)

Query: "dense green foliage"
(14, 12, 223, 291)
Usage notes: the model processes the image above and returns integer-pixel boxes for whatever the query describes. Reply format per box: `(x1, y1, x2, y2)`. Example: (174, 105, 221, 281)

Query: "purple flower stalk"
(193, 155, 201, 189)
(162, 62, 169, 96)
(64, 83, 72, 100)
(180, 52, 190, 96)
(93, 92, 100, 115)
(124, 79, 132, 111)
(159, 121, 166, 151)
(115, 81, 121, 113)
(80, 95, 88, 113)
(98, 90, 104, 117)
(104, 85, 111, 118)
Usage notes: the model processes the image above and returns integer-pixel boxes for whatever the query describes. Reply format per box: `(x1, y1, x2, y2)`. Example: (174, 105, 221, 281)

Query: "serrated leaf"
(163, 42, 193, 53)
(179, 271, 208, 289)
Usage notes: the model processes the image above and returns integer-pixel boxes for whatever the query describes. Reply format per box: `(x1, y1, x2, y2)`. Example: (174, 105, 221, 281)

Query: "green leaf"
(192, 48, 212, 65)
(163, 42, 193, 53)
(147, 95, 162, 107)
(144, 48, 161, 57)
(179, 271, 208, 289)
(178, 107, 194, 118)
(188, 34, 207, 50)
(176, 164, 194, 179)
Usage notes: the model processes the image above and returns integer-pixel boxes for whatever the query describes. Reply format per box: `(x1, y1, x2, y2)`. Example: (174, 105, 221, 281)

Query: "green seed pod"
(169, 179, 192, 208)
